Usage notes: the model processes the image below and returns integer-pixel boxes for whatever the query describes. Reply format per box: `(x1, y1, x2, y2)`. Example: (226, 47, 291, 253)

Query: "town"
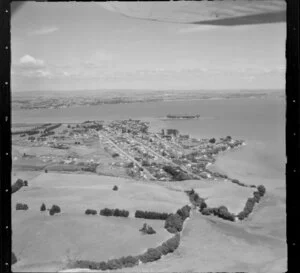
(12, 119, 244, 183)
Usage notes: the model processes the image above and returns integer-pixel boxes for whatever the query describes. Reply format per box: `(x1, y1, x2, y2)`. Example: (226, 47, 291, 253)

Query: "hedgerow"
(100, 208, 129, 217)
(11, 179, 24, 194)
(135, 210, 170, 220)
(85, 209, 97, 215)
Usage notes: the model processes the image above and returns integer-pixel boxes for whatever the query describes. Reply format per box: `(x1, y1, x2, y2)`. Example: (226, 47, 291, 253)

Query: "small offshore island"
(166, 114, 201, 120)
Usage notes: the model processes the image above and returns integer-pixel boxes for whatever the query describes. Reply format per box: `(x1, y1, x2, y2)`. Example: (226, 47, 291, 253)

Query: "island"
(166, 114, 201, 119)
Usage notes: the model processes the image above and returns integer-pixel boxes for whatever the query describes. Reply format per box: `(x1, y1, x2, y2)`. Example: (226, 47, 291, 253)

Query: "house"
(166, 129, 179, 137)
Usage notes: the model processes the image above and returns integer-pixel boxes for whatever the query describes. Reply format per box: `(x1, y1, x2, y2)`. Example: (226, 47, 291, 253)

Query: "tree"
(209, 138, 216, 144)
(45, 169, 48, 173)
(176, 205, 191, 221)
(49, 205, 61, 215)
(100, 208, 114, 216)
(253, 191, 261, 203)
(85, 209, 97, 215)
(23, 180, 28, 186)
(164, 213, 183, 233)
(257, 185, 266, 197)
(113, 185, 118, 191)
(140, 223, 156, 234)
(40, 203, 46, 211)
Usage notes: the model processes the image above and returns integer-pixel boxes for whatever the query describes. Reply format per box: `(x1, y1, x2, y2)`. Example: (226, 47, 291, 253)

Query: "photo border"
(0, 1, 298, 272)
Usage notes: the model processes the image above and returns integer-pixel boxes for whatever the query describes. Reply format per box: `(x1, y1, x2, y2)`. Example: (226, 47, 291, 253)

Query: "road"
(96, 130, 157, 180)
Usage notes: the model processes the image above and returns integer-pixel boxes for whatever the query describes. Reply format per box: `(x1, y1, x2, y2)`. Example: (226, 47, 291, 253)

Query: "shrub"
(11, 179, 23, 194)
(140, 223, 156, 235)
(12, 252, 17, 265)
(40, 203, 46, 211)
(49, 205, 61, 215)
(16, 203, 28, 210)
(85, 209, 97, 215)
(113, 185, 118, 191)
(139, 248, 162, 263)
(164, 213, 183, 233)
(257, 185, 266, 197)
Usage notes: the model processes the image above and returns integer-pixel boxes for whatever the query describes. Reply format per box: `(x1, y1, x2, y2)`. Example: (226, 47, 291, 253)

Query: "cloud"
(28, 26, 59, 36)
(19, 55, 45, 68)
(12, 55, 52, 79)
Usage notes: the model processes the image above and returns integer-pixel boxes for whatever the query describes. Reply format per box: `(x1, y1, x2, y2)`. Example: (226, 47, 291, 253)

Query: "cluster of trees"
(72, 233, 181, 270)
(49, 205, 61, 216)
(201, 206, 235, 222)
(237, 185, 266, 220)
(209, 138, 216, 144)
(164, 213, 184, 233)
(139, 223, 156, 235)
(73, 255, 139, 270)
(162, 166, 191, 181)
(85, 209, 97, 215)
(135, 210, 170, 220)
(231, 179, 248, 187)
(185, 189, 207, 211)
(16, 203, 28, 210)
(11, 179, 25, 193)
(139, 233, 180, 263)
(100, 208, 129, 217)
(164, 205, 191, 234)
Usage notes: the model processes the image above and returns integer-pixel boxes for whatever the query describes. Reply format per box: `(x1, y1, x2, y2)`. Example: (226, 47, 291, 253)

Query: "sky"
(11, 2, 286, 92)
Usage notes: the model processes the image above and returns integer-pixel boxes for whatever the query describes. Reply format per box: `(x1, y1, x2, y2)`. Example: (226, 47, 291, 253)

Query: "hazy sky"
(11, 2, 286, 92)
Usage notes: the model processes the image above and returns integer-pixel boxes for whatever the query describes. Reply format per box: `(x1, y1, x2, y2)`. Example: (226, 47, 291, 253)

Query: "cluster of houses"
(13, 119, 244, 181)
(99, 119, 244, 181)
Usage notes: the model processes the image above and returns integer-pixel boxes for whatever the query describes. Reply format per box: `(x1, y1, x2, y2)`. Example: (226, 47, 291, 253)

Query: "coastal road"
(95, 130, 157, 180)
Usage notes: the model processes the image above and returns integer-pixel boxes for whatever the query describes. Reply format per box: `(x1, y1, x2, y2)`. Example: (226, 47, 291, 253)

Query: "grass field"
(12, 173, 188, 272)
